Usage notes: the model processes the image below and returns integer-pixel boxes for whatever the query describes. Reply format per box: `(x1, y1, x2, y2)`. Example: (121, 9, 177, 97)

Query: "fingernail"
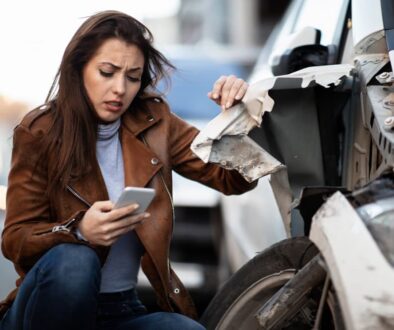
(133, 203, 139, 209)
(221, 105, 226, 111)
(213, 93, 218, 99)
(144, 213, 150, 218)
(226, 102, 231, 108)
(235, 95, 241, 100)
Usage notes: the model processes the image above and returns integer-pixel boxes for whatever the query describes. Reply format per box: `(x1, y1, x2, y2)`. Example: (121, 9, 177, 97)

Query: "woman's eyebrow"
(100, 62, 143, 72)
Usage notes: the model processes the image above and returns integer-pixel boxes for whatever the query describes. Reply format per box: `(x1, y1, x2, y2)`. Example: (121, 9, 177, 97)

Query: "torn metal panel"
(354, 53, 389, 84)
(280, 64, 354, 88)
(269, 168, 293, 237)
(354, 30, 387, 55)
(241, 64, 355, 125)
(208, 135, 284, 183)
(191, 64, 354, 183)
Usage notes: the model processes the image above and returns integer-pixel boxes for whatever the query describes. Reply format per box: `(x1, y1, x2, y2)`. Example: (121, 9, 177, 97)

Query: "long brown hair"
(43, 10, 174, 193)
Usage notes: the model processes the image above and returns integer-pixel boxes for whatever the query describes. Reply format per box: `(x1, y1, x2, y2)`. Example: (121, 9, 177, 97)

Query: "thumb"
(93, 200, 114, 212)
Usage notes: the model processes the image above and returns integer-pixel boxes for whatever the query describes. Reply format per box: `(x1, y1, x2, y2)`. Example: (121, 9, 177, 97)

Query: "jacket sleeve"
(1, 124, 82, 272)
(168, 111, 257, 195)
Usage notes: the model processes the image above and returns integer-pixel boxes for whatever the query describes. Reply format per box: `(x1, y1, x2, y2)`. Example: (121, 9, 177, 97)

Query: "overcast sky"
(0, 0, 180, 107)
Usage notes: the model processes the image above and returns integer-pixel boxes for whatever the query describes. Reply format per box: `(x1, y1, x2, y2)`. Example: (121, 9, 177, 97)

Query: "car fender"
(310, 191, 394, 330)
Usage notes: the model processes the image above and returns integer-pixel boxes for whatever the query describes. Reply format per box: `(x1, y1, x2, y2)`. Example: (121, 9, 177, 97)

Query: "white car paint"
(221, 176, 286, 271)
(352, 0, 384, 49)
(310, 192, 394, 330)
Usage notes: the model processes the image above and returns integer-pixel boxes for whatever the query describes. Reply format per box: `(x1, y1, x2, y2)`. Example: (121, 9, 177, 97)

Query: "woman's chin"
(96, 110, 124, 123)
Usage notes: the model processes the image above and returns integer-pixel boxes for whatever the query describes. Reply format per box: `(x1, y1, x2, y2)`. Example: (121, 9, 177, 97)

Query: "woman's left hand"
(208, 75, 249, 111)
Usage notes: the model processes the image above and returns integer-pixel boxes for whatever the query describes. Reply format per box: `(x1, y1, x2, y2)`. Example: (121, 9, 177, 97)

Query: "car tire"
(200, 237, 345, 330)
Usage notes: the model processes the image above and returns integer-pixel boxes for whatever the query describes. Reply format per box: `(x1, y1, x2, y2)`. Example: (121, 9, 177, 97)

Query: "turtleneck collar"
(97, 118, 121, 141)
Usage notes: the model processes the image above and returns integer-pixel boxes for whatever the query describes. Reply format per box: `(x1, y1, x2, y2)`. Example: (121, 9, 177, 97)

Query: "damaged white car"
(197, 0, 394, 329)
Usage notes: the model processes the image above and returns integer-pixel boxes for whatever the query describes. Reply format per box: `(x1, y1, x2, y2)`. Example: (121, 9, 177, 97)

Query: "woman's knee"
(37, 243, 101, 292)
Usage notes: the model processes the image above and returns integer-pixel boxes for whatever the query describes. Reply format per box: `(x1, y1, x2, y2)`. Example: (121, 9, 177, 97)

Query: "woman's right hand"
(77, 201, 149, 246)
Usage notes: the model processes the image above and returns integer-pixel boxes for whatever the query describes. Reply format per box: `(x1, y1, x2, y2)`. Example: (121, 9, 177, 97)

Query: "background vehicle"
(219, 0, 352, 273)
(200, 0, 394, 328)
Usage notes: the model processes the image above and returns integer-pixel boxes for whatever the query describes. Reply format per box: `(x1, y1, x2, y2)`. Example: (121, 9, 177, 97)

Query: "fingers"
(91, 202, 139, 223)
(210, 76, 227, 102)
(114, 212, 150, 229)
(93, 200, 114, 212)
(99, 212, 150, 246)
(81, 199, 155, 244)
(222, 77, 247, 109)
(79, 201, 152, 246)
(106, 203, 140, 222)
(207, 91, 219, 105)
(208, 75, 249, 110)
(220, 75, 238, 110)
(235, 80, 249, 101)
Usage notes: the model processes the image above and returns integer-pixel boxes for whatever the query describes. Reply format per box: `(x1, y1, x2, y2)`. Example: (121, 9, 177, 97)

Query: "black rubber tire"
(200, 237, 344, 330)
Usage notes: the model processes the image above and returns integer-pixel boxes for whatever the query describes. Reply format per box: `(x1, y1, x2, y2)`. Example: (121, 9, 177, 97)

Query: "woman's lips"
(104, 101, 123, 112)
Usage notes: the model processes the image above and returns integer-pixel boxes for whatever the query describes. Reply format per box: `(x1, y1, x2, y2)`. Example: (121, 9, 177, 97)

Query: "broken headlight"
(357, 196, 394, 267)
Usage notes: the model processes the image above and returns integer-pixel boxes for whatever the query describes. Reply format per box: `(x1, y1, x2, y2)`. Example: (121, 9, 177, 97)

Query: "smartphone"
(114, 187, 155, 213)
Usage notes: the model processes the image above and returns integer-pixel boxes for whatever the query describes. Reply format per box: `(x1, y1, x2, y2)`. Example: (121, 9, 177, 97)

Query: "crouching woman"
(0, 10, 256, 330)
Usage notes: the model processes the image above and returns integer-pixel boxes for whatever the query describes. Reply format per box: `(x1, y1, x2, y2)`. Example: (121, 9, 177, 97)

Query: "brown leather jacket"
(0, 95, 256, 319)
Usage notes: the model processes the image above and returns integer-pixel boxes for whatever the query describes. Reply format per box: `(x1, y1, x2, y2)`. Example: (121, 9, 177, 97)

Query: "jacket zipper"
(51, 217, 77, 233)
(158, 171, 175, 228)
(36, 216, 79, 235)
(66, 185, 92, 208)
(38, 185, 92, 234)
(141, 134, 175, 286)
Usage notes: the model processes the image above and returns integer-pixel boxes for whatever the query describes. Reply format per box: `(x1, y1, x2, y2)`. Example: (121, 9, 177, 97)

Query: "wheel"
(200, 237, 344, 330)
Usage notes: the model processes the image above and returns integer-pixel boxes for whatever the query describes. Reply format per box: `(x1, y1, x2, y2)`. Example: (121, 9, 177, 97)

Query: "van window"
(293, 0, 349, 45)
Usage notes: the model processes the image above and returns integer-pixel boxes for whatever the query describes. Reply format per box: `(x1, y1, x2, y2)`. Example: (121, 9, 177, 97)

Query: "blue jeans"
(0, 244, 205, 330)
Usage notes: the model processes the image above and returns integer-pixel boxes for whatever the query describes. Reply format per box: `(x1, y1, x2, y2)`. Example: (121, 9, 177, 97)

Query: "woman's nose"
(112, 76, 126, 96)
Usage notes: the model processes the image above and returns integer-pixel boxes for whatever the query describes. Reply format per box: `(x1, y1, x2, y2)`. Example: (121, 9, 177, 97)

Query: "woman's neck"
(97, 118, 121, 141)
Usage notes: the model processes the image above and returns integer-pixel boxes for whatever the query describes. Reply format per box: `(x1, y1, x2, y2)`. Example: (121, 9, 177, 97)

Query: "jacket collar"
(122, 98, 162, 136)
(120, 117, 163, 188)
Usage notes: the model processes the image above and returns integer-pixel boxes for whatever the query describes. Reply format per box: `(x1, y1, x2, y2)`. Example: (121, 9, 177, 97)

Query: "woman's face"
(83, 38, 145, 123)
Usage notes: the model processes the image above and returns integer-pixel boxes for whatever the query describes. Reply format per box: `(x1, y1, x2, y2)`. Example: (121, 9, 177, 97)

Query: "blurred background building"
(0, 0, 290, 109)
(147, 0, 289, 46)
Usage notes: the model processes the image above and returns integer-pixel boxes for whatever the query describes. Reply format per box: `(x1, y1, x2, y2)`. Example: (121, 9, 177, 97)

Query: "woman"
(0, 10, 256, 330)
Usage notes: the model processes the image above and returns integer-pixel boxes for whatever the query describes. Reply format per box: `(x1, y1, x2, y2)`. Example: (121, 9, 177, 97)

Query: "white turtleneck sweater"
(96, 119, 144, 293)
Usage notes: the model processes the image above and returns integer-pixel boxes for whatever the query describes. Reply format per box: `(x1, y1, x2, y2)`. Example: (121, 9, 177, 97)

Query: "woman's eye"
(99, 70, 113, 77)
(127, 76, 141, 82)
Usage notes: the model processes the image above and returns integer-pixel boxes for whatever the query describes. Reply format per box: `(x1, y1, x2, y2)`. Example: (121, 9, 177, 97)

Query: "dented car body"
(198, 0, 394, 328)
